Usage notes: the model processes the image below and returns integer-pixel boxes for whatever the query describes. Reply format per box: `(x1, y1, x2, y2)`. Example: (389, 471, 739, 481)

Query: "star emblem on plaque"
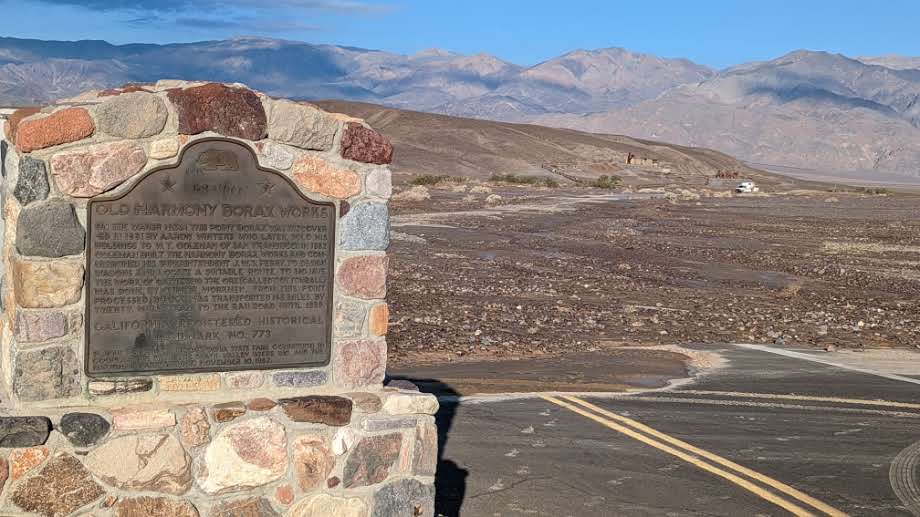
(160, 175, 176, 192)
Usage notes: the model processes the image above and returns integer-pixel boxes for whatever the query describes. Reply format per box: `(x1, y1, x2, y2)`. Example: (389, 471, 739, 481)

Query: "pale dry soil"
(386, 185, 920, 375)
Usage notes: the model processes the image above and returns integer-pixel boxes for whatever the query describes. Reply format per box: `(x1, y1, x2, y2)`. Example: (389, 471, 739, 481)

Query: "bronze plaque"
(86, 139, 336, 376)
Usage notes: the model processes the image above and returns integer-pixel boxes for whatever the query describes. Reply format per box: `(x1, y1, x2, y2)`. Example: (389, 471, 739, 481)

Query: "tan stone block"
(13, 259, 84, 308)
(369, 303, 389, 336)
(159, 374, 220, 392)
(149, 137, 180, 159)
(111, 406, 176, 431)
(289, 494, 367, 517)
(292, 155, 361, 200)
(382, 392, 440, 416)
(292, 434, 334, 491)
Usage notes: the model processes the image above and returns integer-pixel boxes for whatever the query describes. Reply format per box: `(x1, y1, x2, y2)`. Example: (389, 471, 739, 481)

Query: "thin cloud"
(174, 16, 324, 33)
(32, 0, 389, 14)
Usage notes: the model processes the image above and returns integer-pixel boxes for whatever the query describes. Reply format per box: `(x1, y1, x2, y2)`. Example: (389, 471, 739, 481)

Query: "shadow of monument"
(387, 375, 468, 517)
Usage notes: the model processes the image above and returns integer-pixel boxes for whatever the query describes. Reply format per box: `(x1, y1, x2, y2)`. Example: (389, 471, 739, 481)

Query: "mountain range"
(1, 36, 918, 177)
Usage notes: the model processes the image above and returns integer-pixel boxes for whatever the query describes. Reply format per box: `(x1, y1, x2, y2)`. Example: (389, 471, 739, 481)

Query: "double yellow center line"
(541, 395, 848, 517)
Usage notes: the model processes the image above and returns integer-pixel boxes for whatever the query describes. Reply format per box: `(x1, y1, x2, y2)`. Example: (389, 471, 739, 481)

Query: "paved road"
(413, 345, 920, 516)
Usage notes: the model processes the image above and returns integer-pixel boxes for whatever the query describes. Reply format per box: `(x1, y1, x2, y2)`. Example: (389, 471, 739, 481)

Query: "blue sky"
(1, 0, 918, 68)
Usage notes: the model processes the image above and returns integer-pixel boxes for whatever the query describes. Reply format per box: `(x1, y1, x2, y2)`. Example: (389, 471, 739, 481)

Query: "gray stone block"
(14, 346, 81, 401)
(273, 370, 328, 387)
(16, 200, 85, 257)
(340, 201, 390, 251)
(14, 156, 50, 206)
(0, 416, 52, 447)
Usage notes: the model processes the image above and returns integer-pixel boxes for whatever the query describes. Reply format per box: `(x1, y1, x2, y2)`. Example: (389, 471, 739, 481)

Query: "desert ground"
(385, 182, 920, 369)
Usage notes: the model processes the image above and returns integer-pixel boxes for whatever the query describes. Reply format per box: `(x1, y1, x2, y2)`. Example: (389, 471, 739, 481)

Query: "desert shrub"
(411, 175, 466, 186)
(392, 185, 431, 202)
(590, 175, 622, 189)
(469, 185, 493, 194)
(490, 174, 559, 188)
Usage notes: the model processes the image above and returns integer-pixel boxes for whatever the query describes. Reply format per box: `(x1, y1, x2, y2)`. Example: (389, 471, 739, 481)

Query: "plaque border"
(84, 138, 338, 378)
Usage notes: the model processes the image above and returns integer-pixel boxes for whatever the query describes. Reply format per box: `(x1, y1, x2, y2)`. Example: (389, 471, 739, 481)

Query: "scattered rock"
(338, 255, 388, 299)
(168, 83, 266, 140)
(272, 370, 328, 388)
(267, 99, 339, 151)
(13, 259, 84, 308)
(334, 340, 387, 389)
(11, 454, 105, 517)
(292, 434, 334, 491)
(208, 497, 279, 517)
(96, 92, 168, 138)
(115, 496, 200, 517)
(178, 407, 210, 448)
(292, 155, 361, 199)
(16, 108, 95, 153)
(279, 396, 353, 426)
(289, 493, 367, 517)
(14, 157, 50, 206)
(211, 401, 247, 423)
(16, 200, 85, 257)
(340, 122, 393, 164)
(13, 346, 81, 401)
(58, 412, 110, 447)
(85, 433, 191, 494)
(14, 310, 69, 343)
(0, 417, 52, 447)
(372, 478, 435, 517)
(340, 202, 390, 251)
(195, 417, 288, 494)
(51, 141, 147, 197)
(485, 194, 503, 205)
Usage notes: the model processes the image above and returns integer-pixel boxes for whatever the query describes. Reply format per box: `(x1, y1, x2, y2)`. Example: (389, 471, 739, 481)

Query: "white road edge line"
(737, 344, 920, 387)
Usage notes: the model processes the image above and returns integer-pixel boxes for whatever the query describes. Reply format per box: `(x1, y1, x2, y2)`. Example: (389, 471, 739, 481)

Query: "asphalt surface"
(412, 345, 920, 516)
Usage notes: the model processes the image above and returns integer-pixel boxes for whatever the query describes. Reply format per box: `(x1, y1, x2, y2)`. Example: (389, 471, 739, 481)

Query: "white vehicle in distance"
(736, 181, 760, 194)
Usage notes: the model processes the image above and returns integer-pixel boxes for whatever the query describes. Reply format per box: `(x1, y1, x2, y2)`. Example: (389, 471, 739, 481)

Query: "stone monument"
(0, 82, 437, 517)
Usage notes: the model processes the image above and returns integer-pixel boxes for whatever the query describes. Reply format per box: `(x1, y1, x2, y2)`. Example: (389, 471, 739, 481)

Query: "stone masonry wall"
(0, 82, 437, 517)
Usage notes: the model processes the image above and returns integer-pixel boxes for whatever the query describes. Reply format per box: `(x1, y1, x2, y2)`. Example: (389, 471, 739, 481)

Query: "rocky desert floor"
(385, 183, 920, 371)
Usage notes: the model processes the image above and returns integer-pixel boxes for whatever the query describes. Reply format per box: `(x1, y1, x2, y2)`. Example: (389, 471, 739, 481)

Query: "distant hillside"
(2, 36, 919, 176)
(314, 100, 770, 188)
